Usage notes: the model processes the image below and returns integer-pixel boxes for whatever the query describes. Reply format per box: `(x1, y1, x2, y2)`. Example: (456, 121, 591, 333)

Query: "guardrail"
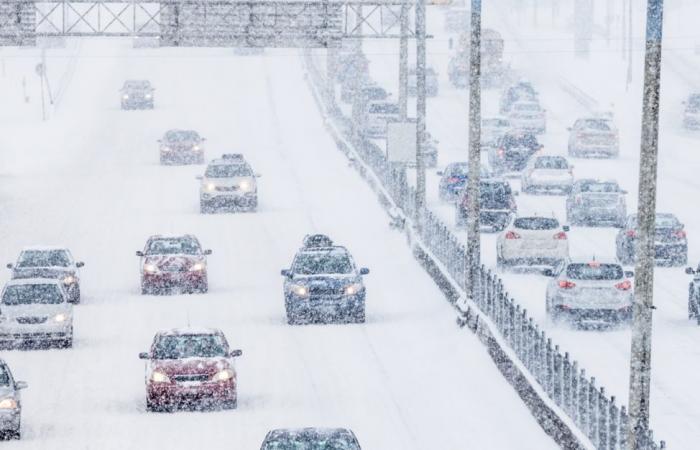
(302, 48, 665, 450)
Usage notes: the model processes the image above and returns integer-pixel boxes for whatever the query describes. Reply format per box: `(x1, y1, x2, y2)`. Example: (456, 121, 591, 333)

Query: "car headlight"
(54, 313, 68, 323)
(204, 183, 216, 192)
(190, 262, 205, 272)
(63, 275, 75, 285)
(212, 369, 234, 382)
(238, 180, 251, 192)
(150, 371, 170, 383)
(144, 263, 158, 274)
(0, 398, 17, 409)
(344, 283, 363, 296)
(289, 284, 309, 297)
(160, 146, 171, 152)
(122, 94, 129, 99)
(192, 145, 201, 151)
(145, 94, 152, 99)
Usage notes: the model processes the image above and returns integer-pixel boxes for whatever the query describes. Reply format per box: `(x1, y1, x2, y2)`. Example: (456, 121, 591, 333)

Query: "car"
(496, 216, 569, 271)
(7, 246, 84, 304)
(137, 235, 211, 295)
(488, 131, 542, 176)
(481, 117, 511, 148)
(362, 102, 400, 138)
(0, 361, 27, 440)
(199, 154, 259, 213)
(408, 66, 439, 96)
(281, 235, 369, 324)
(521, 155, 574, 194)
(406, 132, 438, 169)
(682, 93, 700, 130)
(567, 116, 619, 158)
(455, 179, 517, 232)
(566, 179, 627, 227)
(260, 428, 362, 449)
(139, 328, 242, 412)
(437, 162, 490, 202)
(0, 279, 74, 348)
(499, 81, 538, 114)
(545, 260, 634, 326)
(158, 129, 206, 165)
(507, 100, 546, 134)
(120, 79, 154, 109)
(686, 264, 700, 320)
(341, 81, 390, 105)
(615, 213, 688, 266)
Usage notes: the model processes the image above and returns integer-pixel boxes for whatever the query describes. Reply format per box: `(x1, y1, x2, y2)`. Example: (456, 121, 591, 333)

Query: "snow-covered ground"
(0, 39, 557, 448)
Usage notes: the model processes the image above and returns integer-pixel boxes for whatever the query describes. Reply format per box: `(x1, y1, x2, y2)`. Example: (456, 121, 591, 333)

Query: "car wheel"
(200, 199, 210, 214)
(221, 398, 238, 410)
(248, 197, 258, 212)
(71, 286, 81, 304)
(197, 281, 208, 294)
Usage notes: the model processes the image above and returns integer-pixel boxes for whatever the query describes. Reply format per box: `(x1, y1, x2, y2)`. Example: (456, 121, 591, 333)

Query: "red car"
(136, 235, 211, 295)
(139, 328, 242, 412)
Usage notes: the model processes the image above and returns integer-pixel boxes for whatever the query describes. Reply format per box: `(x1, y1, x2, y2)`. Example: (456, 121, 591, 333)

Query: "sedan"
(615, 213, 688, 266)
(0, 361, 27, 440)
(521, 155, 573, 194)
(158, 129, 206, 165)
(566, 179, 627, 227)
(497, 216, 569, 271)
(137, 235, 212, 295)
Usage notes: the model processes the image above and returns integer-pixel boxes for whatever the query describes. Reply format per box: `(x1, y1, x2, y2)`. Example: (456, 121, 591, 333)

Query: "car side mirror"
(203, 249, 213, 255)
(360, 267, 370, 275)
(542, 268, 555, 277)
(6, 263, 12, 269)
(15, 381, 27, 390)
(136, 251, 144, 257)
(566, 127, 572, 131)
(76, 262, 85, 268)
(436, 171, 444, 176)
(563, 225, 570, 232)
(686, 267, 695, 275)
(230, 349, 243, 357)
(625, 271, 635, 278)
(281, 269, 291, 277)
(195, 175, 203, 180)
(201, 137, 207, 141)
(255, 173, 262, 178)
(513, 191, 520, 196)
(138, 352, 150, 360)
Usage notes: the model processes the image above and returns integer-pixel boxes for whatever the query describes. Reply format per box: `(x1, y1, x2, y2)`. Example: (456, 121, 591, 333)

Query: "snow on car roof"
(158, 327, 223, 336)
(20, 245, 69, 251)
(4, 278, 63, 286)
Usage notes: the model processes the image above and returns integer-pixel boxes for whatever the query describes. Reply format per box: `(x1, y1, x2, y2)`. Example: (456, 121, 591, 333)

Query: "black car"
(158, 129, 205, 165)
(260, 428, 361, 450)
(566, 179, 627, 227)
(437, 162, 490, 202)
(281, 235, 369, 324)
(615, 213, 688, 266)
(488, 132, 542, 176)
(0, 360, 27, 440)
(455, 179, 517, 232)
(120, 80, 154, 110)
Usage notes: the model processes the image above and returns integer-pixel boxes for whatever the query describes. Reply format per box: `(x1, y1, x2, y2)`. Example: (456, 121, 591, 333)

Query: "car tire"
(71, 286, 81, 304)
(353, 306, 366, 324)
(248, 197, 258, 212)
(197, 281, 208, 294)
(200, 199, 211, 214)
(222, 398, 238, 410)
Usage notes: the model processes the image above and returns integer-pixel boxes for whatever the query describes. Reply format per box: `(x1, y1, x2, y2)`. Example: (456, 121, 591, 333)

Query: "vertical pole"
(326, 46, 336, 104)
(626, 0, 634, 89)
(351, 6, 364, 140)
(628, 1, 664, 448)
(414, 0, 426, 228)
(42, 48, 53, 105)
(466, 0, 481, 300)
(606, 0, 613, 45)
(399, 1, 409, 121)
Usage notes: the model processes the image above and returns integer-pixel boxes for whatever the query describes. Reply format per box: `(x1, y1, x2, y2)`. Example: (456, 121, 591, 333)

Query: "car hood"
(163, 139, 199, 147)
(581, 193, 621, 203)
(144, 255, 204, 271)
(203, 176, 255, 188)
(12, 267, 73, 280)
(290, 274, 359, 286)
(153, 357, 231, 377)
(0, 386, 16, 398)
(1, 302, 71, 318)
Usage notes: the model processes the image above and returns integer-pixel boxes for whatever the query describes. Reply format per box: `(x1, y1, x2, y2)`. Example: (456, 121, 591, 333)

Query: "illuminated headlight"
(192, 145, 201, 151)
(144, 264, 158, 274)
(212, 369, 234, 382)
(122, 94, 129, 99)
(145, 94, 152, 99)
(160, 146, 171, 152)
(53, 313, 68, 323)
(0, 398, 17, 409)
(63, 275, 75, 285)
(289, 284, 309, 297)
(190, 262, 205, 272)
(204, 183, 216, 192)
(150, 371, 170, 383)
(238, 180, 251, 192)
(344, 283, 363, 296)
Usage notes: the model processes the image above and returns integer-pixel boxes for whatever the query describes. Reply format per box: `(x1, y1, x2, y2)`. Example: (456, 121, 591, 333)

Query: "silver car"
(0, 279, 74, 348)
(565, 179, 627, 227)
(198, 154, 260, 213)
(567, 117, 619, 158)
(545, 261, 633, 327)
(7, 247, 84, 304)
(0, 361, 27, 440)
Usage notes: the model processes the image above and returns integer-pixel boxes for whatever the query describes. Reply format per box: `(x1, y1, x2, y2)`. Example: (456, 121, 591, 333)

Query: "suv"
(7, 247, 84, 304)
(615, 213, 688, 266)
(488, 131, 542, 176)
(260, 428, 361, 449)
(456, 179, 517, 232)
(682, 93, 700, 130)
(0, 360, 27, 440)
(120, 80, 154, 109)
(137, 235, 212, 295)
(139, 328, 242, 411)
(0, 279, 74, 348)
(158, 129, 205, 165)
(281, 235, 369, 324)
(566, 179, 627, 227)
(199, 154, 259, 213)
(567, 116, 619, 158)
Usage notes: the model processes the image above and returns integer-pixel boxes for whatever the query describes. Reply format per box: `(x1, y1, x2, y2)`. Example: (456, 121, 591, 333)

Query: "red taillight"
(497, 148, 505, 157)
(505, 231, 520, 239)
(675, 230, 687, 239)
(558, 280, 576, 289)
(615, 280, 632, 291)
(448, 177, 460, 183)
(575, 195, 582, 205)
(553, 232, 567, 240)
(626, 230, 637, 238)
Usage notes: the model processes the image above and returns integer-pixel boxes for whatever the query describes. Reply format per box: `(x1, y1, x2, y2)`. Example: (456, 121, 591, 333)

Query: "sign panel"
(387, 121, 417, 163)
(0, 1, 36, 46)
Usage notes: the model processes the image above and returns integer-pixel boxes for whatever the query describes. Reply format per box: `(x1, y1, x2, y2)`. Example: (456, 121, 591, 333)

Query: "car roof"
(566, 260, 622, 268)
(265, 428, 356, 440)
(298, 246, 349, 255)
(157, 327, 223, 337)
(208, 154, 250, 166)
(147, 234, 197, 241)
(20, 246, 70, 252)
(4, 278, 63, 287)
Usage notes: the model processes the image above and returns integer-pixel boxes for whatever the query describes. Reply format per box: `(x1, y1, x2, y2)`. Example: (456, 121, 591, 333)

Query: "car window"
(580, 182, 619, 193)
(153, 334, 228, 359)
(581, 119, 612, 131)
(263, 435, 359, 450)
(124, 80, 150, 89)
(513, 217, 559, 230)
(165, 130, 199, 141)
(480, 182, 512, 209)
(17, 250, 71, 268)
(566, 263, 623, 281)
(447, 163, 469, 177)
(205, 164, 252, 178)
(146, 238, 200, 255)
(514, 103, 539, 112)
(368, 104, 399, 114)
(293, 252, 354, 275)
(503, 134, 538, 148)
(534, 157, 568, 169)
(0, 366, 9, 386)
(687, 95, 700, 110)
(483, 119, 509, 127)
(2, 284, 64, 305)
(628, 214, 680, 229)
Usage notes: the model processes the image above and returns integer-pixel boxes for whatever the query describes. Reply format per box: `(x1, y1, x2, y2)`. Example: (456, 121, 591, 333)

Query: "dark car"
(488, 131, 542, 176)
(0, 361, 27, 440)
(120, 79, 154, 110)
(7, 247, 84, 304)
(437, 162, 490, 202)
(455, 179, 517, 232)
(566, 179, 627, 227)
(615, 213, 688, 266)
(137, 235, 212, 295)
(159, 129, 205, 165)
(281, 235, 369, 325)
(139, 328, 242, 411)
(260, 428, 361, 450)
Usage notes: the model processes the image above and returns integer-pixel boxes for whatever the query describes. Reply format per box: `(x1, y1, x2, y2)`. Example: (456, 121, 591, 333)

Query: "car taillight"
(558, 280, 576, 289)
(505, 231, 520, 239)
(498, 148, 505, 158)
(675, 230, 687, 239)
(575, 195, 582, 204)
(626, 230, 637, 238)
(448, 177, 460, 183)
(553, 232, 567, 240)
(615, 280, 632, 291)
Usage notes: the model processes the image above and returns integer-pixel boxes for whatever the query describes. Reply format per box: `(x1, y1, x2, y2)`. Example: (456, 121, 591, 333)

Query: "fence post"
(589, 377, 598, 444)
(553, 345, 562, 405)
(545, 338, 553, 396)
(598, 387, 608, 449)
(563, 352, 571, 415)
(579, 369, 588, 435)
(571, 361, 579, 425)
(609, 396, 618, 450)
(620, 406, 629, 450)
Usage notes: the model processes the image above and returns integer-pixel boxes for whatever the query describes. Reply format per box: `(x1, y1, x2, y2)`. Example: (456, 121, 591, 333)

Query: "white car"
(496, 216, 569, 270)
(481, 117, 511, 148)
(199, 154, 259, 213)
(0, 279, 73, 348)
(7, 246, 84, 304)
(521, 155, 574, 194)
(507, 101, 546, 134)
(363, 102, 400, 138)
(567, 116, 619, 158)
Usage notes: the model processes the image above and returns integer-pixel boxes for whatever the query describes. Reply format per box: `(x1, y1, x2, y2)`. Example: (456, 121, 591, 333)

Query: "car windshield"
(514, 103, 539, 112)
(369, 103, 399, 114)
(146, 238, 200, 255)
(153, 334, 228, 359)
(2, 284, 64, 305)
(205, 164, 252, 178)
(165, 130, 199, 141)
(17, 250, 71, 267)
(580, 182, 620, 193)
(566, 263, 623, 281)
(483, 118, 509, 128)
(580, 119, 612, 131)
(513, 217, 559, 230)
(263, 434, 358, 450)
(502, 134, 538, 148)
(480, 182, 512, 209)
(0, 366, 8, 386)
(293, 251, 353, 275)
(124, 80, 150, 89)
(446, 163, 469, 177)
(534, 157, 568, 169)
(629, 214, 680, 229)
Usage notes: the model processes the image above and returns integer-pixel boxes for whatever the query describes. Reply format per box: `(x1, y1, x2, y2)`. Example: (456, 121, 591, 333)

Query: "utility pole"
(628, 0, 664, 448)
(465, 0, 482, 299)
(414, 0, 426, 228)
(351, 6, 364, 140)
(398, 1, 409, 120)
(626, 0, 634, 89)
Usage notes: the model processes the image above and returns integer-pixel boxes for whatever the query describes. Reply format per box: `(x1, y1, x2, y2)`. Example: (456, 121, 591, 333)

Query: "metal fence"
(303, 49, 664, 450)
